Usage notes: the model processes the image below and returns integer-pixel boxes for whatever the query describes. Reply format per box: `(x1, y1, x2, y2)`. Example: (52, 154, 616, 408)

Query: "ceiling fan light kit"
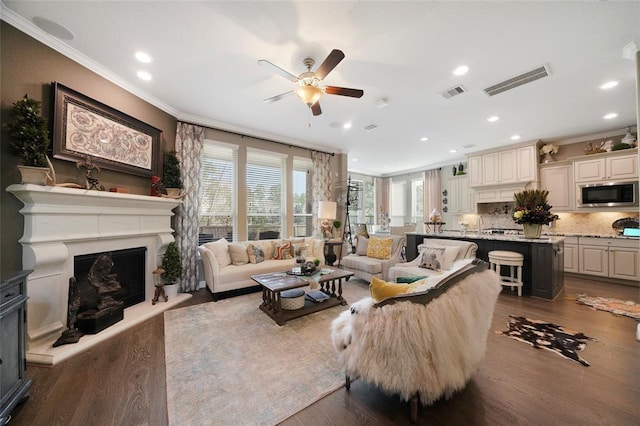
(259, 49, 364, 116)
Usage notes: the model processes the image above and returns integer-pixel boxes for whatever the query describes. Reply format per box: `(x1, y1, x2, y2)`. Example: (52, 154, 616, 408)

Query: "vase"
(523, 223, 542, 239)
(17, 165, 51, 185)
(542, 153, 555, 163)
(164, 283, 179, 298)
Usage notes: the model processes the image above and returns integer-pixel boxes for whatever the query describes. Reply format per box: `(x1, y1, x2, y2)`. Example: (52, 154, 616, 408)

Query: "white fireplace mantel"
(6, 184, 191, 365)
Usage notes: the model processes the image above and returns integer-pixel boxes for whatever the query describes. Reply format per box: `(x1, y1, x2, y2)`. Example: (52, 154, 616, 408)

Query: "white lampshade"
(318, 200, 337, 220)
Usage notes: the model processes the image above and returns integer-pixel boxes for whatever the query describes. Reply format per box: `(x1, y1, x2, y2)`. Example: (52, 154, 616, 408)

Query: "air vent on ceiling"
(440, 85, 466, 99)
(462, 143, 477, 149)
(484, 65, 551, 96)
(363, 123, 379, 131)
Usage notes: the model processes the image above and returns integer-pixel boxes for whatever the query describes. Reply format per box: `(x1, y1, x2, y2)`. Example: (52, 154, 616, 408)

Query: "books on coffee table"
(306, 290, 330, 303)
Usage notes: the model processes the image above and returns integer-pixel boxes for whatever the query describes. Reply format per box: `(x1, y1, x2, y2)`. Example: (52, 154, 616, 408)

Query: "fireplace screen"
(74, 247, 146, 314)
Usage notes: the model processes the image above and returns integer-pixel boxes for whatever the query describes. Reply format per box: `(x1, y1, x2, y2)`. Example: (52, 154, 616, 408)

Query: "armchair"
(341, 233, 405, 281)
(331, 259, 502, 422)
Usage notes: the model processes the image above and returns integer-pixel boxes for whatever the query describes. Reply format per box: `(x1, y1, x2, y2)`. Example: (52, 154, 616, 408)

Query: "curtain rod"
(178, 120, 335, 156)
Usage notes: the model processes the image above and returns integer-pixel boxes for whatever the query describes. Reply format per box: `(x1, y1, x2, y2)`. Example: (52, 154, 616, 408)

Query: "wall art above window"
(51, 82, 162, 177)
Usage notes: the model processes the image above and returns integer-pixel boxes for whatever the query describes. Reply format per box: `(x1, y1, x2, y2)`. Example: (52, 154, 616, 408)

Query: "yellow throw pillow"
(370, 276, 421, 302)
(366, 236, 393, 259)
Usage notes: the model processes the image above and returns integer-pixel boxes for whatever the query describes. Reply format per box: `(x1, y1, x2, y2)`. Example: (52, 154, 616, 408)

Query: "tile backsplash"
(454, 203, 638, 235)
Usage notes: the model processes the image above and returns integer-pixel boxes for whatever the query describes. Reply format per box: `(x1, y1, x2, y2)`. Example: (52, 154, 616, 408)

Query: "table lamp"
(318, 200, 337, 239)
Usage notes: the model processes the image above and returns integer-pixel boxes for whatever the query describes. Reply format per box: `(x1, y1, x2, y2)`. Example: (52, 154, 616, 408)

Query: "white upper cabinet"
(540, 164, 573, 211)
(574, 152, 637, 182)
(468, 144, 537, 187)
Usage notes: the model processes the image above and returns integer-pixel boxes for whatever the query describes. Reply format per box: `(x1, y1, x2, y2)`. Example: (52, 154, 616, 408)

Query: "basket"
(280, 288, 305, 310)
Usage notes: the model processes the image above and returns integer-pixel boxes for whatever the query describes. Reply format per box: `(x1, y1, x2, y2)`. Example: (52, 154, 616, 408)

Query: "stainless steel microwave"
(577, 181, 639, 208)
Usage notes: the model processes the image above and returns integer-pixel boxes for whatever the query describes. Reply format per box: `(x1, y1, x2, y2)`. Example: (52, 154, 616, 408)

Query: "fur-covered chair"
(331, 259, 502, 422)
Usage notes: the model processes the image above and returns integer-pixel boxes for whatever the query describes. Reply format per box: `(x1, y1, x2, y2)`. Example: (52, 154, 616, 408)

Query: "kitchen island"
(407, 232, 565, 300)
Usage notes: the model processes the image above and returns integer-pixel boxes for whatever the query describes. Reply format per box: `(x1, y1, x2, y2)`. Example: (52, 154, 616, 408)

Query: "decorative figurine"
(76, 155, 105, 191)
(152, 266, 168, 304)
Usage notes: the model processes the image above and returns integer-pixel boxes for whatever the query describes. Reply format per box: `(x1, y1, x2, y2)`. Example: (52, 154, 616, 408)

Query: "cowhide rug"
(574, 294, 640, 320)
(497, 315, 596, 366)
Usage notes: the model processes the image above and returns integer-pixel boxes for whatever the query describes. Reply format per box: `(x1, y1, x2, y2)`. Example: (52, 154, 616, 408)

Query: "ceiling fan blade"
(262, 90, 295, 104)
(324, 86, 364, 98)
(311, 101, 322, 116)
(315, 49, 345, 80)
(257, 59, 299, 82)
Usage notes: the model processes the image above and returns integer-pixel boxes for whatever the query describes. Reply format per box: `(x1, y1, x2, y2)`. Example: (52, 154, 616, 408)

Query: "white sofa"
(341, 233, 406, 282)
(198, 237, 325, 297)
(388, 238, 478, 282)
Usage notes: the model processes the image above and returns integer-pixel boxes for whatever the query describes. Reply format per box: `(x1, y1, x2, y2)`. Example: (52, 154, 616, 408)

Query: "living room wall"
(1, 22, 179, 272)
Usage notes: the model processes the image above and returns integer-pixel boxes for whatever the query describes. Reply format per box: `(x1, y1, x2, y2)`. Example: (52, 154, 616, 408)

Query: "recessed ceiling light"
(343, 122, 352, 129)
(487, 115, 500, 122)
(603, 112, 618, 120)
(137, 71, 152, 81)
(453, 65, 469, 76)
(135, 51, 152, 63)
(511, 135, 521, 140)
(449, 149, 457, 153)
(600, 81, 618, 90)
(420, 137, 429, 142)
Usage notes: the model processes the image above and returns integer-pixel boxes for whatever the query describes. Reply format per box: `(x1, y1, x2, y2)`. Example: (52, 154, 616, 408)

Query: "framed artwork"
(51, 82, 162, 177)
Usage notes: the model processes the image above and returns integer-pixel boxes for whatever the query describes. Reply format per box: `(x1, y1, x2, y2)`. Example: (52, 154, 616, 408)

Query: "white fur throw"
(331, 267, 502, 406)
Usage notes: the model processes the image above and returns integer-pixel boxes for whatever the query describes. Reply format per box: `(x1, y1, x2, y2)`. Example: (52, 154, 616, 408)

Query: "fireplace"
(7, 184, 192, 365)
(74, 247, 146, 311)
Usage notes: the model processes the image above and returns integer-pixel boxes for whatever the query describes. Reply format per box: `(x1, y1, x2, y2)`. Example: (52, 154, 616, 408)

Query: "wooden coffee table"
(251, 268, 354, 325)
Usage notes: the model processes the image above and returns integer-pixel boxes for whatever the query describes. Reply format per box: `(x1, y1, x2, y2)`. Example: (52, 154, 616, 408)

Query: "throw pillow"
(396, 275, 429, 283)
(292, 243, 308, 259)
(355, 236, 369, 255)
(370, 276, 421, 302)
(419, 247, 446, 271)
(204, 238, 231, 268)
(228, 242, 249, 265)
(273, 241, 293, 260)
(354, 223, 369, 239)
(286, 238, 305, 257)
(418, 242, 460, 270)
(367, 236, 393, 259)
(246, 244, 265, 264)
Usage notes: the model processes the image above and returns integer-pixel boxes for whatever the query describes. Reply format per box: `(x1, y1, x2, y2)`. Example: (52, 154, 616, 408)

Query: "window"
(246, 149, 285, 240)
(293, 157, 313, 237)
(199, 141, 236, 241)
(411, 178, 424, 223)
(390, 181, 406, 226)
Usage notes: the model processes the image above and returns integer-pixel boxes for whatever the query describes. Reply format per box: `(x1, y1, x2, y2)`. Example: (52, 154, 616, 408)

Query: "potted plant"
(512, 189, 559, 238)
(161, 241, 182, 297)
(5, 94, 51, 184)
(163, 151, 183, 197)
(332, 220, 342, 239)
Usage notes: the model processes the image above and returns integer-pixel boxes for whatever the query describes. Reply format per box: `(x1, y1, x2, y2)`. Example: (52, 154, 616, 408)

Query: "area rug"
(164, 282, 369, 426)
(574, 294, 640, 320)
(497, 315, 596, 366)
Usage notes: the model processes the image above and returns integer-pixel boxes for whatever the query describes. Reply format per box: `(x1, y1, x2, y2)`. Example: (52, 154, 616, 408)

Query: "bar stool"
(488, 250, 523, 296)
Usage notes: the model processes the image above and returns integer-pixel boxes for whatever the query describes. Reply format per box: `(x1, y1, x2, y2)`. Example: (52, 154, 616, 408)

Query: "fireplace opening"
(74, 247, 146, 316)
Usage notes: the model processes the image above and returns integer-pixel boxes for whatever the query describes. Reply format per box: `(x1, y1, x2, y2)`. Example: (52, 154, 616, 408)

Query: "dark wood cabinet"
(1, 271, 32, 424)
(407, 234, 564, 300)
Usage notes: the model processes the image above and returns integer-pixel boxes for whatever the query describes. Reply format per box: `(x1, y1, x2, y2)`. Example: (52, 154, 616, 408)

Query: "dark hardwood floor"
(10, 275, 640, 426)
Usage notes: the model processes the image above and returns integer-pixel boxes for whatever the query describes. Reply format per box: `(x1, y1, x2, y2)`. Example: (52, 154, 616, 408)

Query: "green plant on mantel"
(161, 242, 182, 284)
(163, 151, 183, 189)
(5, 94, 50, 167)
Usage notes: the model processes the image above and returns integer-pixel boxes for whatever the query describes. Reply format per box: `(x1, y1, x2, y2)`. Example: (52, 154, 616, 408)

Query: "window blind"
(246, 150, 285, 239)
(199, 141, 236, 241)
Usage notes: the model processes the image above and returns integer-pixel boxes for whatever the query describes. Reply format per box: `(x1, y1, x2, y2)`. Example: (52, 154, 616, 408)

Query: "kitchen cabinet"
(1, 271, 32, 425)
(406, 233, 564, 300)
(468, 145, 537, 187)
(577, 237, 639, 281)
(447, 176, 474, 213)
(574, 153, 637, 183)
(540, 163, 574, 211)
(563, 237, 579, 273)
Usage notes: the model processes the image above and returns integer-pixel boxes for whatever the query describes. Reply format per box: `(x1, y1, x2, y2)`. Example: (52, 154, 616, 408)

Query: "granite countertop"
(413, 231, 566, 244)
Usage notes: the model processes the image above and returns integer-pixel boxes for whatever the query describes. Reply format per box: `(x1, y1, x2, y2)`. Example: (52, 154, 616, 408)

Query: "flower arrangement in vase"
(539, 143, 559, 163)
(512, 189, 559, 238)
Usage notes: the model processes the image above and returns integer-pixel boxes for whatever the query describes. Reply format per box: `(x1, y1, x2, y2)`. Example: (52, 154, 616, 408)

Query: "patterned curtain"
(311, 151, 333, 236)
(423, 169, 442, 221)
(174, 122, 204, 292)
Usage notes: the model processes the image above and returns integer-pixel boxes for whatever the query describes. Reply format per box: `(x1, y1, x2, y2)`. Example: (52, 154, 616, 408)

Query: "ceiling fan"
(258, 49, 364, 116)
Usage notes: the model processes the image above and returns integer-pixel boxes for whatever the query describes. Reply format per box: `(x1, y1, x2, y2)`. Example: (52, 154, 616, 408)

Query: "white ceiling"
(3, 1, 639, 176)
